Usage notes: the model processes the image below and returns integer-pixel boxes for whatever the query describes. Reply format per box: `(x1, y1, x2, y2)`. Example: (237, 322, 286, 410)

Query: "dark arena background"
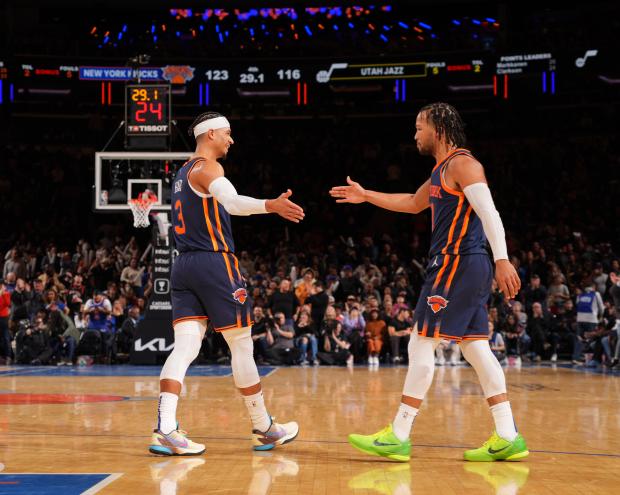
(0, 1, 619, 494)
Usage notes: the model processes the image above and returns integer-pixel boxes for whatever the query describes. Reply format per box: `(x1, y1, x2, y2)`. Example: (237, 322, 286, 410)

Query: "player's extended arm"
(191, 160, 305, 223)
(448, 156, 520, 299)
(329, 176, 430, 214)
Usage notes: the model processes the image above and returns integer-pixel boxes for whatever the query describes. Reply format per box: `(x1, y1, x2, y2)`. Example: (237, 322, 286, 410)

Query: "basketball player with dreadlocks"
(330, 102, 529, 462)
(149, 112, 303, 456)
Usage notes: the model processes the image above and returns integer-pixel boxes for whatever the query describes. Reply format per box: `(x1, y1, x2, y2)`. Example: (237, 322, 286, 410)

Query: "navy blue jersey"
(171, 158, 236, 254)
(428, 148, 487, 259)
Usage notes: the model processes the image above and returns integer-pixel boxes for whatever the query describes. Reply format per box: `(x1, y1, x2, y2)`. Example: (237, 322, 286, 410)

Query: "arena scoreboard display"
(125, 84, 171, 136)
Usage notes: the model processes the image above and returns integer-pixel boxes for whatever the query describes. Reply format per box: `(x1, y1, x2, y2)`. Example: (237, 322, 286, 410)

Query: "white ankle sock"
(392, 403, 418, 441)
(243, 391, 271, 432)
(490, 401, 518, 441)
(158, 392, 179, 434)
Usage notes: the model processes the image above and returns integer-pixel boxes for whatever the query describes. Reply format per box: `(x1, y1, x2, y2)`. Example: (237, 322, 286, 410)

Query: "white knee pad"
(160, 320, 206, 384)
(460, 339, 506, 398)
(403, 333, 440, 400)
(223, 326, 260, 389)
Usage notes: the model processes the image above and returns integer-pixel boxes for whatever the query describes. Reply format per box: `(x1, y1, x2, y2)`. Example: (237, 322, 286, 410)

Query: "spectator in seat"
(527, 302, 557, 361)
(251, 306, 274, 364)
(120, 257, 145, 296)
(365, 309, 386, 365)
(574, 282, 604, 364)
(116, 306, 140, 361)
(318, 321, 353, 366)
(388, 308, 413, 364)
(294, 268, 315, 306)
(547, 275, 570, 315)
(488, 321, 506, 363)
(523, 274, 548, 314)
(3, 249, 27, 280)
(266, 312, 300, 365)
(84, 290, 114, 361)
(268, 279, 297, 327)
(306, 280, 329, 328)
(294, 311, 318, 365)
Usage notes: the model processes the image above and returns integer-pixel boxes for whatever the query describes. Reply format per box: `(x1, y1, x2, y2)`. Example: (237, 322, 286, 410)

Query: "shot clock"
(125, 84, 171, 136)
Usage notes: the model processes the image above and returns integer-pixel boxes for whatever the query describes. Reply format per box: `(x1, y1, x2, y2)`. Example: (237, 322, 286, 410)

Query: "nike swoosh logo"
(488, 445, 509, 454)
(373, 440, 400, 447)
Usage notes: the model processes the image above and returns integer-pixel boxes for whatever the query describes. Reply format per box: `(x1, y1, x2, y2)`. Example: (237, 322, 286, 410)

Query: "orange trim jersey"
(169, 158, 252, 331)
(412, 148, 493, 341)
(171, 158, 236, 254)
(428, 149, 487, 259)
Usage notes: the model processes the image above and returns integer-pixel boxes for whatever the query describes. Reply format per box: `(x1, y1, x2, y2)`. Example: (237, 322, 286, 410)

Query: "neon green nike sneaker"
(463, 431, 529, 462)
(348, 424, 411, 462)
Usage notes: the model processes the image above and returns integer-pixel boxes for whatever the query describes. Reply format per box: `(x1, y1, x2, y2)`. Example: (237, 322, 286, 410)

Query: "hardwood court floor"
(1, 363, 619, 494)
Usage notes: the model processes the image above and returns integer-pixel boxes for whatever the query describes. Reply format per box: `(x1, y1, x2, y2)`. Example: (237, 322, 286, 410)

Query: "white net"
(128, 198, 156, 228)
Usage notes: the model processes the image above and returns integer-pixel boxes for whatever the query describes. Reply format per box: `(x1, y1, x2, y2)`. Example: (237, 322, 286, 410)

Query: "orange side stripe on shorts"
(213, 198, 230, 252)
(231, 254, 243, 281)
(236, 310, 242, 328)
(221, 252, 234, 283)
(202, 198, 220, 251)
(246, 313, 252, 327)
(421, 320, 429, 337)
(441, 194, 465, 256)
(444, 255, 461, 294)
(432, 254, 451, 290)
(453, 206, 473, 254)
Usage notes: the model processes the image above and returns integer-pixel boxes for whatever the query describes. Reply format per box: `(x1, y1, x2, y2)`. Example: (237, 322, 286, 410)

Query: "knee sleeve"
(223, 326, 260, 389)
(460, 339, 506, 398)
(403, 334, 440, 400)
(160, 320, 206, 384)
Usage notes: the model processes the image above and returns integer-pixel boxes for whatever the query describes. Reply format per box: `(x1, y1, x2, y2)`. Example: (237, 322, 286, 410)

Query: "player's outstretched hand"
(329, 176, 367, 204)
(266, 189, 305, 223)
(495, 259, 521, 300)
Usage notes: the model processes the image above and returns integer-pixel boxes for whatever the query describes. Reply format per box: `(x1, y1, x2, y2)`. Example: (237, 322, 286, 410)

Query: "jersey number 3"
(174, 200, 186, 235)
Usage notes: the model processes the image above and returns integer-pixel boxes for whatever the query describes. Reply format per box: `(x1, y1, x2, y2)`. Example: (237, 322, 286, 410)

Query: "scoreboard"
(0, 46, 607, 116)
(125, 84, 171, 136)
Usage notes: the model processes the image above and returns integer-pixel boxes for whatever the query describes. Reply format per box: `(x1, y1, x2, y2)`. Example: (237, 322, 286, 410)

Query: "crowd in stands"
(1, 227, 618, 369)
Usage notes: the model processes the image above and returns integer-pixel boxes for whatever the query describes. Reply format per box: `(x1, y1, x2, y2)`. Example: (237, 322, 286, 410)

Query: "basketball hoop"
(128, 197, 157, 228)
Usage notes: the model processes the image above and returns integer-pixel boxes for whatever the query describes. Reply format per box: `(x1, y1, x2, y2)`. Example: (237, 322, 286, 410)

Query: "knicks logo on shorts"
(232, 288, 248, 304)
(427, 295, 449, 314)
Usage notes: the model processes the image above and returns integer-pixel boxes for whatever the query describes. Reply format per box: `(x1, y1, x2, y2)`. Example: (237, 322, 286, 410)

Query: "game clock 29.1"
(125, 84, 171, 135)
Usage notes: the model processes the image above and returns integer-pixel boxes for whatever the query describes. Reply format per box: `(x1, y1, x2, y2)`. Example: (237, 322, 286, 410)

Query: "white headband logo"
(193, 116, 231, 138)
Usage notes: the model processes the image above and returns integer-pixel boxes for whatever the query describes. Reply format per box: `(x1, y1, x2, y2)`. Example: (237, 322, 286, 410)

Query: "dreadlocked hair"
(419, 102, 467, 148)
(188, 111, 225, 138)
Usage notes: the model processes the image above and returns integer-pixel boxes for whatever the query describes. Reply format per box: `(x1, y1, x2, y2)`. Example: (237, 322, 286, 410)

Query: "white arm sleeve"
(208, 176, 268, 216)
(463, 182, 508, 262)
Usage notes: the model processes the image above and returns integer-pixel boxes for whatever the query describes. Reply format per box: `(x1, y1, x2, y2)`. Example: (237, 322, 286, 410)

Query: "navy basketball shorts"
(171, 251, 253, 332)
(414, 253, 493, 342)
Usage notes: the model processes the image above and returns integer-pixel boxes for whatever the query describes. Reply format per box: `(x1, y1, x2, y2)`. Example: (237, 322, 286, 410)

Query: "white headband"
(193, 116, 231, 138)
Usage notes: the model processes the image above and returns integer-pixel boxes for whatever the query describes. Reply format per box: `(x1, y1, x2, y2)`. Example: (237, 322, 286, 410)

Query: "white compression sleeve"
(463, 182, 509, 261)
(160, 320, 206, 384)
(208, 176, 267, 216)
(222, 326, 261, 389)
(460, 339, 507, 398)
(402, 333, 439, 400)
